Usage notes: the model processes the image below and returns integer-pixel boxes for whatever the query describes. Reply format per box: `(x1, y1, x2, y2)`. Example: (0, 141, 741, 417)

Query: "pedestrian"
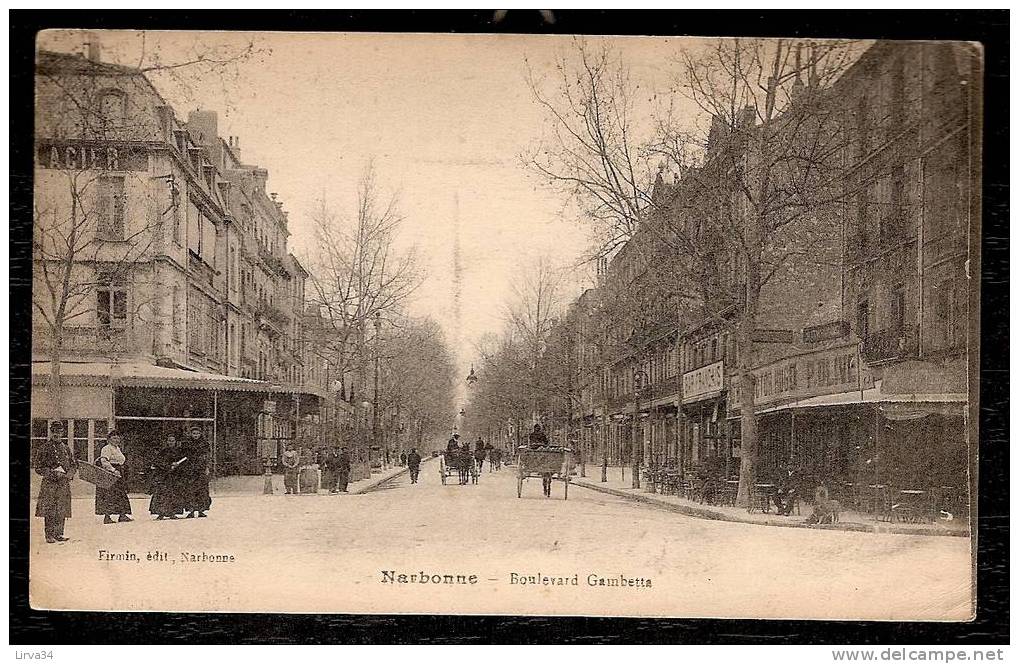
(407, 448, 422, 484)
(474, 438, 487, 475)
(323, 446, 342, 493)
(180, 425, 212, 518)
(317, 447, 334, 494)
(400, 451, 408, 467)
(280, 443, 300, 494)
(772, 460, 799, 516)
(528, 424, 553, 497)
(336, 446, 351, 492)
(34, 421, 75, 543)
(149, 434, 186, 519)
(95, 430, 133, 524)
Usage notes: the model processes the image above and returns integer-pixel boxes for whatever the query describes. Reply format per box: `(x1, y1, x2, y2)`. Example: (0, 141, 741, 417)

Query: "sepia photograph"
(25, 24, 982, 622)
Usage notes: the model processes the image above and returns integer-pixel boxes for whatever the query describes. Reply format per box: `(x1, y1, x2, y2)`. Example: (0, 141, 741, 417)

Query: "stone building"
(560, 40, 976, 513)
(31, 45, 353, 484)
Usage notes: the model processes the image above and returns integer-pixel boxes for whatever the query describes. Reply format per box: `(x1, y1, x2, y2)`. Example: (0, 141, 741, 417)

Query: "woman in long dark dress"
(34, 421, 75, 543)
(180, 426, 212, 518)
(149, 434, 185, 519)
(96, 431, 133, 524)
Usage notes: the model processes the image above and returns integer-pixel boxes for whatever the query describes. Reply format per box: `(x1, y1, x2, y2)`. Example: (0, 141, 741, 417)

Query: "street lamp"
(466, 364, 478, 386)
(632, 367, 652, 490)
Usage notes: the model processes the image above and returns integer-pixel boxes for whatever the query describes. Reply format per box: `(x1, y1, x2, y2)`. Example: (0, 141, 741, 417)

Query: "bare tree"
(377, 317, 458, 449)
(305, 164, 422, 405)
(527, 37, 868, 505)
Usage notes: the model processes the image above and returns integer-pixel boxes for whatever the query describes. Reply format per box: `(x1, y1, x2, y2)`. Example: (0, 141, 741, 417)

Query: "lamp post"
(632, 366, 651, 490)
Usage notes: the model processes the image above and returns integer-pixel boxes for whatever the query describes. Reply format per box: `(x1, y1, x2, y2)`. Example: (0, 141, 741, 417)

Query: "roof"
(32, 361, 309, 394)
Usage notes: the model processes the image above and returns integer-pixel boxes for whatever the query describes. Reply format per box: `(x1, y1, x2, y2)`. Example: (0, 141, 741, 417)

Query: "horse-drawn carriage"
(439, 451, 479, 485)
(516, 446, 574, 499)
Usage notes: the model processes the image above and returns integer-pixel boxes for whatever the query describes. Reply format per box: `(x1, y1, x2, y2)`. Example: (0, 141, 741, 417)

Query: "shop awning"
(32, 361, 308, 394)
(755, 382, 967, 415)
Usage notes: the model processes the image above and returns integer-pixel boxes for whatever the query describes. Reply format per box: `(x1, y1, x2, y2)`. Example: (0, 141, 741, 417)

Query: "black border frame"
(9, 9, 1009, 645)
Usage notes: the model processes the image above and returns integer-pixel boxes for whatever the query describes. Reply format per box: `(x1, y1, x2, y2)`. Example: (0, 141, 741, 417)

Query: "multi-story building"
(31, 44, 353, 483)
(561, 40, 976, 511)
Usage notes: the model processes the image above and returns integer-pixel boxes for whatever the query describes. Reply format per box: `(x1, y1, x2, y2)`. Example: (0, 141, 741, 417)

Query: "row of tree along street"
(466, 38, 975, 517)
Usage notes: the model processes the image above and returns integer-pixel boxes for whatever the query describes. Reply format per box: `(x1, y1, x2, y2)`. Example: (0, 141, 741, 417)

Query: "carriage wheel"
(441, 471, 446, 485)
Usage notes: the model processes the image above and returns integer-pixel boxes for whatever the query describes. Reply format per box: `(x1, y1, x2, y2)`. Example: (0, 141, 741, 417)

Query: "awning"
(755, 381, 967, 416)
(32, 361, 309, 394)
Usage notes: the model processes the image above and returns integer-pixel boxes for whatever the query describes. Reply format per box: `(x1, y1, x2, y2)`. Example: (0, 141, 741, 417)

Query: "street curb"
(351, 456, 435, 495)
(571, 480, 969, 538)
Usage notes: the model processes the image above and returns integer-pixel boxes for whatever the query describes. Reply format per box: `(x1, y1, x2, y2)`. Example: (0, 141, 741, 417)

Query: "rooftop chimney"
(187, 109, 219, 147)
(82, 32, 101, 62)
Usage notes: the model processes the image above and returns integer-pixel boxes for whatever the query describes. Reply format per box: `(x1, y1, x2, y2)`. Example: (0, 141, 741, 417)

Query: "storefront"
(31, 360, 329, 490)
(679, 360, 730, 477)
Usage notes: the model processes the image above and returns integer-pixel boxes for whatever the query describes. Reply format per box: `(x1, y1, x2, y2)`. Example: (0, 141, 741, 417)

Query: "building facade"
(32, 46, 357, 484)
(558, 40, 976, 514)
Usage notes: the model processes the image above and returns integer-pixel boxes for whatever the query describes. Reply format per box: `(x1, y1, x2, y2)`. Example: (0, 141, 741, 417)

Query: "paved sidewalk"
(572, 466, 969, 537)
(43, 457, 432, 501)
(210, 457, 432, 496)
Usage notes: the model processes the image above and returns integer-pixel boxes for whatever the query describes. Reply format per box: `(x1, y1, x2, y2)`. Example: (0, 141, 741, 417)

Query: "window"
(97, 175, 126, 240)
(856, 298, 870, 340)
(97, 90, 126, 131)
(187, 200, 202, 256)
(97, 287, 128, 328)
(172, 286, 182, 341)
(890, 284, 906, 331)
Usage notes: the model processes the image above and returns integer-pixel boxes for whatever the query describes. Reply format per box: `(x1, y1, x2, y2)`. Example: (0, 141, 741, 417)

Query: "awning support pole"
(212, 390, 219, 479)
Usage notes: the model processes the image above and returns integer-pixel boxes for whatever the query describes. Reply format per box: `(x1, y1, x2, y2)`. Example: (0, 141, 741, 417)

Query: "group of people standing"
(33, 422, 214, 544)
(280, 444, 352, 494)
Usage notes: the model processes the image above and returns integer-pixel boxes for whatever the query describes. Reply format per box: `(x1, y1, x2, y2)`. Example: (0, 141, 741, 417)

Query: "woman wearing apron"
(96, 430, 133, 524)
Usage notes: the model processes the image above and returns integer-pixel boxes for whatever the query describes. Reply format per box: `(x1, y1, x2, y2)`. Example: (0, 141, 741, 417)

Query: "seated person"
(805, 484, 841, 524)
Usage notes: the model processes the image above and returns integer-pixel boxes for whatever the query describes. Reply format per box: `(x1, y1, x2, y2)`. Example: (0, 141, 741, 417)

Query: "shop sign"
(752, 328, 795, 344)
(750, 344, 875, 408)
(37, 140, 148, 171)
(802, 320, 850, 344)
(682, 361, 723, 403)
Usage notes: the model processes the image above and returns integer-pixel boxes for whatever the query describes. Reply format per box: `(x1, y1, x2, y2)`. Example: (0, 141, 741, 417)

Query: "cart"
(439, 452, 473, 485)
(516, 447, 574, 499)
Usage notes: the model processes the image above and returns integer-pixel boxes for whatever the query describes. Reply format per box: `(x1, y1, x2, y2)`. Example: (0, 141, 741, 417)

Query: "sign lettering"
(751, 328, 795, 344)
(36, 141, 148, 171)
(682, 361, 723, 403)
(802, 320, 851, 344)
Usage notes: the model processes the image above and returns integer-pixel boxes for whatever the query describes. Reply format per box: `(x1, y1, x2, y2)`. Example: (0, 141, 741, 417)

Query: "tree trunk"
(631, 359, 641, 489)
(734, 250, 763, 508)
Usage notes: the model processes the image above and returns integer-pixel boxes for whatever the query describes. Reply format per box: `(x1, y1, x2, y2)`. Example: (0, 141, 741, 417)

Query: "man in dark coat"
(528, 424, 554, 497)
(406, 448, 422, 484)
(335, 446, 351, 492)
(34, 421, 75, 543)
(320, 446, 337, 493)
(473, 438, 487, 475)
(149, 433, 185, 519)
(180, 426, 212, 518)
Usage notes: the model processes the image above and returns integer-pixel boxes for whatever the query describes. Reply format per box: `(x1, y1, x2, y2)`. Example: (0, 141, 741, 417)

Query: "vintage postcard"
(29, 28, 979, 619)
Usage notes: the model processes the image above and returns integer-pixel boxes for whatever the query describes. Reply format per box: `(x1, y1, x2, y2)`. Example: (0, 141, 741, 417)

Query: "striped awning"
(32, 361, 307, 394)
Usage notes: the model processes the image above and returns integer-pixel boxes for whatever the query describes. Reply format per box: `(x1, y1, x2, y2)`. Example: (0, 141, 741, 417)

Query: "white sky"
(38, 30, 699, 376)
